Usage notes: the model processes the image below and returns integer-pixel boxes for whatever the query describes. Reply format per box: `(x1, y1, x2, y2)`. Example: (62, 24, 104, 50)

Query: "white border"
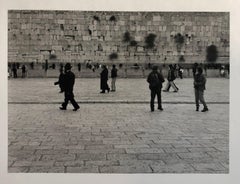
(1, 0, 240, 184)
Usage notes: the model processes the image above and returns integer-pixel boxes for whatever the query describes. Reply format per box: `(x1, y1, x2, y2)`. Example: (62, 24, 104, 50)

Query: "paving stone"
(13, 160, 32, 167)
(107, 153, 138, 160)
(119, 160, 165, 167)
(76, 153, 106, 161)
(99, 165, 152, 173)
(150, 163, 196, 173)
(191, 163, 227, 172)
(54, 160, 84, 167)
(69, 148, 126, 154)
(163, 147, 190, 153)
(28, 166, 64, 173)
(67, 166, 99, 173)
(177, 152, 211, 159)
(85, 160, 119, 167)
(85, 144, 114, 150)
(125, 148, 165, 154)
(31, 161, 55, 167)
(8, 166, 29, 173)
(41, 154, 76, 161)
(35, 149, 69, 155)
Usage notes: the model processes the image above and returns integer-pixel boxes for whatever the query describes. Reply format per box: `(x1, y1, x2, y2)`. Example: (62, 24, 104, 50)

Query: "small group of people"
(147, 64, 208, 112)
(55, 63, 118, 111)
(100, 64, 118, 93)
(9, 63, 27, 78)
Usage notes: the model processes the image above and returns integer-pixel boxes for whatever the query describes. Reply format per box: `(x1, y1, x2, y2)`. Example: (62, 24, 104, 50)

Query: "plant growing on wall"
(145, 33, 156, 49)
(206, 44, 218, 62)
(109, 15, 117, 22)
(49, 54, 57, 60)
(179, 55, 185, 62)
(93, 15, 100, 22)
(109, 53, 118, 61)
(174, 33, 184, 52)
(123, 31, 131, 43)
(144, 33, 157, 65)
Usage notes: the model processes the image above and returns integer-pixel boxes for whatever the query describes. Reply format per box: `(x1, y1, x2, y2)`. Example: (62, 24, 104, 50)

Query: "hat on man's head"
(152, 65, 158, 70)
(65, 63, 72, 70)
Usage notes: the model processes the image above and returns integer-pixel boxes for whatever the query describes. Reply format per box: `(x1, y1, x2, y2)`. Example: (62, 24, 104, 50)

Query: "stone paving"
(8, 78, 229, 173)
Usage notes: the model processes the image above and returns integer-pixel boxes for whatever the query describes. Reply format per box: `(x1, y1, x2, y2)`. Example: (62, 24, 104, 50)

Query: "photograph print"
(8, 10, 229, 173)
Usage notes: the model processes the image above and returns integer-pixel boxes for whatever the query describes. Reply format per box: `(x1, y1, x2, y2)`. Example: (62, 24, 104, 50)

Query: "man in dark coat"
(100, 65, 110, 93)
(194, 67, 208, 112)
(111, 64, 118, 92)
(147, 65, 165, 112)
(163, 64, 178, 92)
(59, 63, 80, 111)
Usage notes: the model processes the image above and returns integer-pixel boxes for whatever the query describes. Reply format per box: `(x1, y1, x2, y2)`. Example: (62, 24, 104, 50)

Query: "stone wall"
(8, 10, 229, 65)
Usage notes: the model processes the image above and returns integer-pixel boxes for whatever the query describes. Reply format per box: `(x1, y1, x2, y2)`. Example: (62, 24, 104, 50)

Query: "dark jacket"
(100, 68, 109, 90)
(54, 73, 65, 91)
(194, 73, 206, 91)
(167, 68, 176, 81)
(147, 71, 165, 90)
(111, 68, 118, 78)
(63, 70, 75, 92)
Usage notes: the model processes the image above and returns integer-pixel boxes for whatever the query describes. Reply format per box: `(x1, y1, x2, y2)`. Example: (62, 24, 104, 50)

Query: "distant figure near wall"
(111, 64, 118, 92)
(100, 65, 110, 93)
(194, 67, 209, 112)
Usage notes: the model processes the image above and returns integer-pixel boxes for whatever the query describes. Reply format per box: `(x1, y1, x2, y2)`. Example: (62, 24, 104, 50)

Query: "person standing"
(21, 64, 26, 78)
(194, 67, 208, 112)
(59, 63, 80, 111)
(192, 62, 199, 78)
(12, 63, 17, 78)
(147, 66, 165, 112)
(100, 65, 110, 93)
(111, 64, 118, 92)
(163, 64, 178, 92)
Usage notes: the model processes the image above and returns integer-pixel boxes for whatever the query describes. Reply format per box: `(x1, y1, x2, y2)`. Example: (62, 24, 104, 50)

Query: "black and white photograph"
(1, 0, 240, 183)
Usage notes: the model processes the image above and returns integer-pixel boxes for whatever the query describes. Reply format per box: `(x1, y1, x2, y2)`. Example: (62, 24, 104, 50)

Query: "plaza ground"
(8, 78, 229, 173)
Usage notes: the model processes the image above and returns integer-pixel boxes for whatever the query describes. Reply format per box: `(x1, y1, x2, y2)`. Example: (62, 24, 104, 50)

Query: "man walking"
(147, 66, 165, 112)
(163, 64, 178, 92)
(59, 63, 80, 111)
(111, 64, 118, 92)
(194, 67, 208, 112)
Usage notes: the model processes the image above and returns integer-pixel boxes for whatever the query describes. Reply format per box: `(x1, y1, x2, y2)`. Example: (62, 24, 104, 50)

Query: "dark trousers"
(62, 91, 79, 109)
(150, 88, 162, 111)
(195, 89, 207, 109)
(164, 81, 178, 91)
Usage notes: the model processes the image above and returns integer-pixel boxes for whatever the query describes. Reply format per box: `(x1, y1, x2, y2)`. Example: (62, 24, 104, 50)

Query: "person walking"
(111, 64, 118, 92)
(147, 66, 165, 112)
(194, 67, 208, 112)
(163, 64, 178, 92)
(100, 65, 110, 93)
(59, 63, 80, 111)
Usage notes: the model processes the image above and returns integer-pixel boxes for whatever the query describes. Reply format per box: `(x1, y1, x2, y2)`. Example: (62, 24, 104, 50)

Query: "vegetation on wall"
(206, 44, 218, 62)
(109, 53, 118, 60)
(174, 33, 184, 52)
(144, 33, 156, 49)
